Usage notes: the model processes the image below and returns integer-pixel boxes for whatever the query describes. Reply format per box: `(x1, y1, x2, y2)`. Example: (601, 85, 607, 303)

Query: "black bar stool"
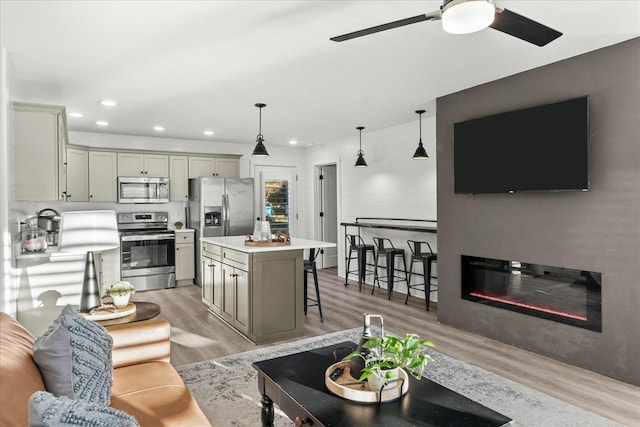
(344, 234, 376, 291)
(304, 248, 323, 322)
(405, 240, 438, 311)
(372, 237, 409, 300)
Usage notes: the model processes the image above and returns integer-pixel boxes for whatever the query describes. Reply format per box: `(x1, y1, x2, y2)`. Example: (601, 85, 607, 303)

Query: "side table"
(97, 302, 161, 327)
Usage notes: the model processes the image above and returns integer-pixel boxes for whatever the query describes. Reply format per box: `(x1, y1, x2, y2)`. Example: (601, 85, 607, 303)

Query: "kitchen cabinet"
(118, 152, 168, 177)
(201, 242, 222, 310)
(169, 155, 189, 201)
(220, 248, 251, 335)
(89, 151, 118, 201)
(188, 156, 239, 178)
(14, 103, 67, 201)
(63, 147, 89, 201)
(175, 229, 195, 286)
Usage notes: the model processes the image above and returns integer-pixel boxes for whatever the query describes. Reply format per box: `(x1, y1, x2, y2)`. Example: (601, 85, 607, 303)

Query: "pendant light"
(252, 103, 269, 157)
(412, 110, 429, 159)
(354, 126, 368, 167)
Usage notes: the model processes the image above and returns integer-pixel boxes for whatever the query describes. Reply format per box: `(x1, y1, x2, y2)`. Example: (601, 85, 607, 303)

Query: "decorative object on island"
(244, 230, 291, 246)
(104, 281, 136, 308)
(354, 126, 368, 167)
(58, 210, 120, 313)
(252, 103, 269, 157)
(174, 221, 183, 230)
(412, 109, 429, 159)
(343, 313, 435, 392)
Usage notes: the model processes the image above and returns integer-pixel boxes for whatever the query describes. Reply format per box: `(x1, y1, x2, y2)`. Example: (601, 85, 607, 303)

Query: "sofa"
(0, 311, 211, 426)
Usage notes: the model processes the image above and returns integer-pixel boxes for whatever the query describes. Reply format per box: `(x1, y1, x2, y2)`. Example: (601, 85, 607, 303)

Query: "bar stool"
(405, 240, 438, 311)
(372, 237, 409, 300)
(304, 248, 323, 322)
(344, 234, 376, 291)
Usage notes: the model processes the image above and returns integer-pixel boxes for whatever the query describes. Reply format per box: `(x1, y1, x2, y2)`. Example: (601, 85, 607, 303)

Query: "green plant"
(344, 333, 435, 385)
(104, 281, 136, 297)
(174, 221, 183, 228)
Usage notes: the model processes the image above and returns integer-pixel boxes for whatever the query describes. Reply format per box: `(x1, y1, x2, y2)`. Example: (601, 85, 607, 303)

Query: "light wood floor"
(132, 267, 640, 426)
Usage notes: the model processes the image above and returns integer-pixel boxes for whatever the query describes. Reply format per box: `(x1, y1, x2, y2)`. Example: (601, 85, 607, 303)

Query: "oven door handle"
(121, 234, 175, 242)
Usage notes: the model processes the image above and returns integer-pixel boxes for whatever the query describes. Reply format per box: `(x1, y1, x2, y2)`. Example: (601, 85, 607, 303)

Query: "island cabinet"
(201, 239, 305, 345)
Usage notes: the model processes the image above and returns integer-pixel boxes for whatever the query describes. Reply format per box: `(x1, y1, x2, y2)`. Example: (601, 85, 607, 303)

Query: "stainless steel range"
(117, 212, 176, 291)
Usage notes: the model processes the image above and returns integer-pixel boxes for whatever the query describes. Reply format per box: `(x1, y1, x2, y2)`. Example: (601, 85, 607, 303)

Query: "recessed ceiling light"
(288, 140, 298, 145)
(203, 130, 215, 136)
(68, 112, 83, 118)
(99, 99, 117, 107)
(153, 125, 165, 132)
(96, 120, 109, 126)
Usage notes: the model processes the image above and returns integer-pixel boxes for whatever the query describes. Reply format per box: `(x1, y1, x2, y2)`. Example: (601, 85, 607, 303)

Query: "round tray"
(80, 303, 136, 321)
(324, 361, 409, 404)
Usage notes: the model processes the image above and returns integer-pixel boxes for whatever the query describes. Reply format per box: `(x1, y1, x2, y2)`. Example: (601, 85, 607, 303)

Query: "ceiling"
(1, 1, 638, 147)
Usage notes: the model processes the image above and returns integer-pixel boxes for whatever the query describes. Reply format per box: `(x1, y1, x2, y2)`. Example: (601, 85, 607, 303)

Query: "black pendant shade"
(412, 109, 428, 159)
(354, 126, 367, 167)
(252, 103, 269, 157)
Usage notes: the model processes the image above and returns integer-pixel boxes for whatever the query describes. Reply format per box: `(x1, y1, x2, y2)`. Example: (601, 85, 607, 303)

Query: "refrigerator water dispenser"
(204, 207, 221, 226)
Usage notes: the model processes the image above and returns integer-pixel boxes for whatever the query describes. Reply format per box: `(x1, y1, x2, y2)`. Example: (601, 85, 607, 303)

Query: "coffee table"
(253, 341, 513, 427)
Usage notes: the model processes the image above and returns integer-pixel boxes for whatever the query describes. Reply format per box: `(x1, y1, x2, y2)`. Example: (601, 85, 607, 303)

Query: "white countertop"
(201, 236, 336, 253)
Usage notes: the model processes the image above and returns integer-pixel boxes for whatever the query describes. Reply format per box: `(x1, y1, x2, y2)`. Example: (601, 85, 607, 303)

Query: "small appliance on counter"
(36, 208, 60, 246)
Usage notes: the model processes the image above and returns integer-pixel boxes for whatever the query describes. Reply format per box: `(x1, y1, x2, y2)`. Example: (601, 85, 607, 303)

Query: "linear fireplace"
(461, 255, 602, 332)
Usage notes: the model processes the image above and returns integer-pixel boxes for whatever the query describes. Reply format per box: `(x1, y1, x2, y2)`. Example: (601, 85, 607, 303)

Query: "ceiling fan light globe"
(442, 0, 495, 34)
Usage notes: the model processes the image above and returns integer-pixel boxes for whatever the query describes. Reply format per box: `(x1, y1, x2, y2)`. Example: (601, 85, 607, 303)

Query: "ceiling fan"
(330, 0, 562, 47)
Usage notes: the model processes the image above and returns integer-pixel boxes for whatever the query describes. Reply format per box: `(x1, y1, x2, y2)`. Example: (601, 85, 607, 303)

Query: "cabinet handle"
(90, 195, 93, 198)
(208, 264, 215, 268)
(140, 171, 144, 175)
(230, 273, 239, 278)
(176, 247, 180, 251)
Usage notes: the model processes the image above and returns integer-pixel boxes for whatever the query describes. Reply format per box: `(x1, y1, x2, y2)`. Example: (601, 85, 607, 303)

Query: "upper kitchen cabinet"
(117, 152, 168, 177)
(63, 147, 89, 201)
(89, 151, 118, 201)
(188, 156, 239, 178)
(14, 102, 67, 201)
(169, 155, 189, 201)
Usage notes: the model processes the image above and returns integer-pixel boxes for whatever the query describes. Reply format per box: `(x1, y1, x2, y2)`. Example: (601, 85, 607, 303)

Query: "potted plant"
(104, 281, 136, 308)
(344, 333, 435, 391)
(174, 221, 184, 230)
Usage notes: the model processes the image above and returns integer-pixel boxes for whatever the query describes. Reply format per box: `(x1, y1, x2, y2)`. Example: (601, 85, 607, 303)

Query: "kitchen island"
(200, 236, 335, 344)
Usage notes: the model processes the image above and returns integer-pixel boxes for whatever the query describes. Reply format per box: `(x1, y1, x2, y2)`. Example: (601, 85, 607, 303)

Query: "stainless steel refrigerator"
(187, 177, 254, 285)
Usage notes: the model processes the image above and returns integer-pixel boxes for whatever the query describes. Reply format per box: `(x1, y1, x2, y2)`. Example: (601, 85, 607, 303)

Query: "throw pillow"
(29, 391, 139, 427)
(33, 305, 113, 405)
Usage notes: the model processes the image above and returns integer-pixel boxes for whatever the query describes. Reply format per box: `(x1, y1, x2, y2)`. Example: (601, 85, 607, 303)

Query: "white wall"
(303, 117, 438, 296)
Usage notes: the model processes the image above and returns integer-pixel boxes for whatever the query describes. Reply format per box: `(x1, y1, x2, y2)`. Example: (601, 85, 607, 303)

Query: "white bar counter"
(199, 236, 335, 344)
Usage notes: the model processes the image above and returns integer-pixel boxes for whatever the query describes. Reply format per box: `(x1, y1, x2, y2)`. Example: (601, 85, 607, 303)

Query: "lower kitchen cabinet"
(175, 229, 195, 286)
(201, 242, 221, 308)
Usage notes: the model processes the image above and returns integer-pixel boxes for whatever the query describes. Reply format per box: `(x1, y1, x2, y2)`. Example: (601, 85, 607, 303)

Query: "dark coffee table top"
(253, 341, 513, 427)
(98, 301, 160, 327)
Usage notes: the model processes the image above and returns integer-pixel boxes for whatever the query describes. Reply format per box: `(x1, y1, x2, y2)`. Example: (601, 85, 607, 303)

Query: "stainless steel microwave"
(117, 177, 170, 204)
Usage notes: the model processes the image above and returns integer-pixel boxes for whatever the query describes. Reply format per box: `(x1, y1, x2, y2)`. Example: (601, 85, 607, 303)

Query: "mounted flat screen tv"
(454, 96, 589, 194)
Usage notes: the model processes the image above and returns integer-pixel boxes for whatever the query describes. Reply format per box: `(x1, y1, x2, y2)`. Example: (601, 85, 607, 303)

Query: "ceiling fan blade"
(330, 13, 439, 42)
(489, 8, 562, 47)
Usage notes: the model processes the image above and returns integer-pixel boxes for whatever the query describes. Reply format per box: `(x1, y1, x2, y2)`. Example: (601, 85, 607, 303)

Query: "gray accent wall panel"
(436, 38, 640, 385)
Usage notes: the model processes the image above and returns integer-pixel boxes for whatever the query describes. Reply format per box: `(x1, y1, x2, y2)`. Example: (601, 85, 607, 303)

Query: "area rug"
(176, 328, 620, 426)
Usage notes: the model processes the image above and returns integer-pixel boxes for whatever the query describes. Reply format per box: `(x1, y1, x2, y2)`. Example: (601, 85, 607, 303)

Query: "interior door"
(319, 165, 338, 268)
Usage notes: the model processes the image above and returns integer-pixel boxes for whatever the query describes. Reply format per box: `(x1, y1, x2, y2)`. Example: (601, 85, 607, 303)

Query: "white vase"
(111, 294, 131, 308)
(367, 367, 402, 391)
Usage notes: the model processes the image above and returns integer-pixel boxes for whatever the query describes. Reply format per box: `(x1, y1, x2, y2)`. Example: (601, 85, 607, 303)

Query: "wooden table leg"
(261, 394, 274, 427)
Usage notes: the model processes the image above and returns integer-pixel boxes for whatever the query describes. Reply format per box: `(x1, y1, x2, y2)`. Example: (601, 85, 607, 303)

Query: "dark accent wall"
(436, 38, 640, 385)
